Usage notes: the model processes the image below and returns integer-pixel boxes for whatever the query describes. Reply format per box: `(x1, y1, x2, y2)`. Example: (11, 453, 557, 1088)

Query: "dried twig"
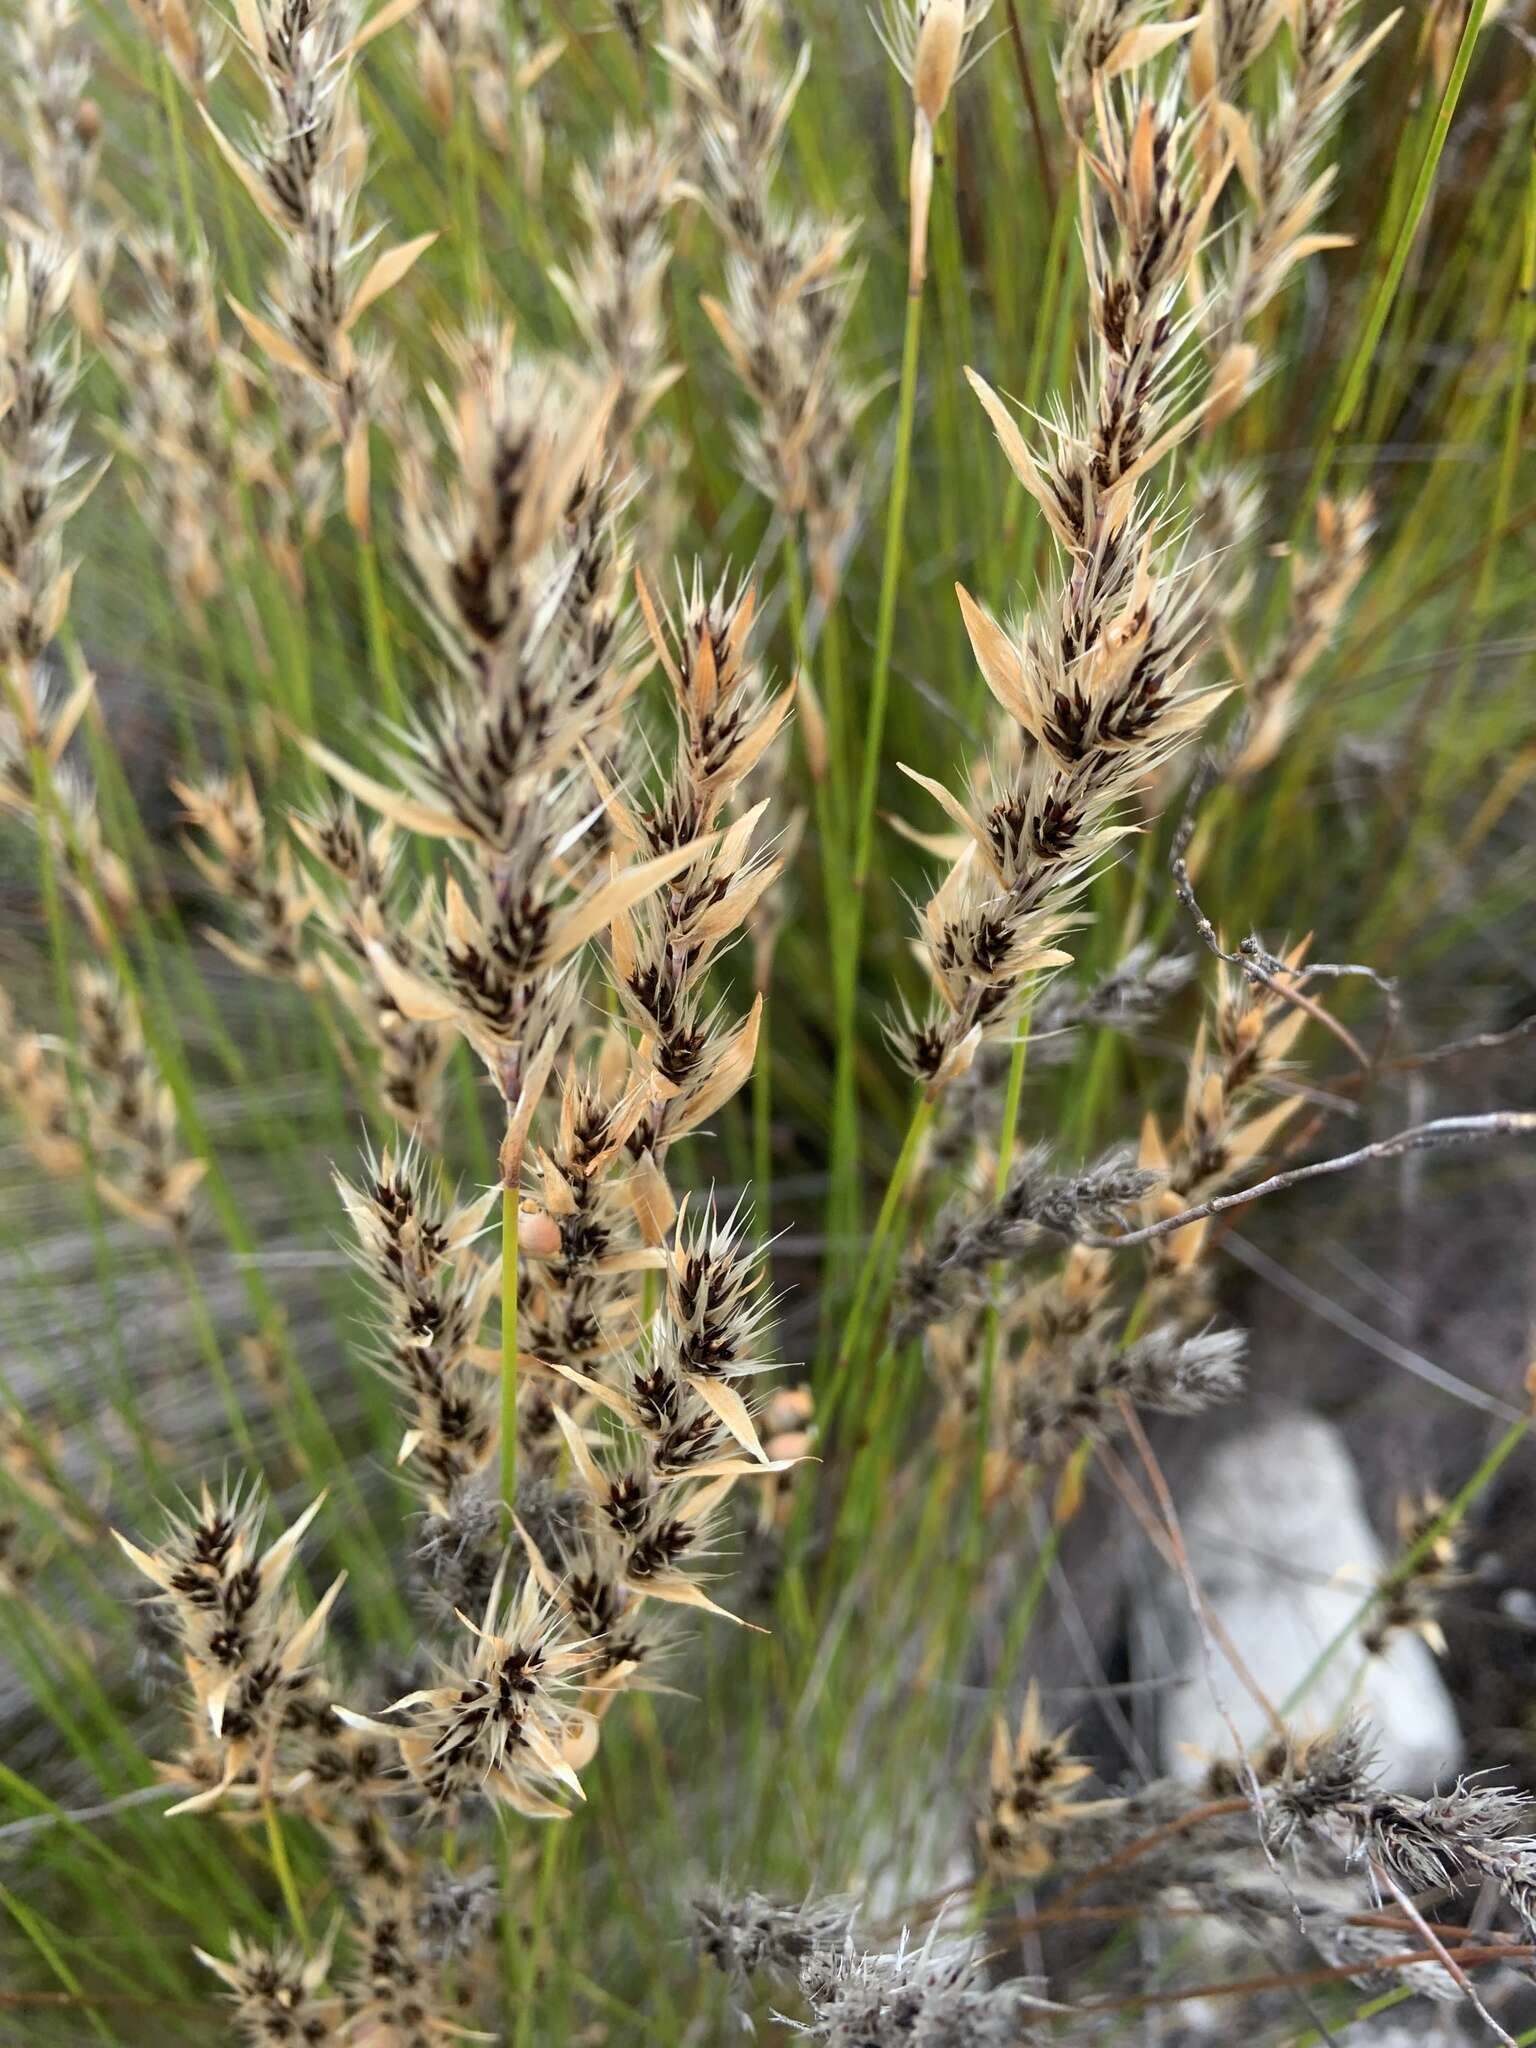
(1077, 1114, 1536, 1250)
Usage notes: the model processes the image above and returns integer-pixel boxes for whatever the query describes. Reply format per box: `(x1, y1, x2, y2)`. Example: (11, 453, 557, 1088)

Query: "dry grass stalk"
(200, 0, 434, 532)
(897, 70, 1230, 1093)
(0, 236, 136, 947)
(1198, 0, 1401, 418)
(555, 125, 683, 448)
(666, 0, 863, 600)
(1231, 488, 1373, 776)
(11, 0, 115, 338)
(105, 239, 239, 624)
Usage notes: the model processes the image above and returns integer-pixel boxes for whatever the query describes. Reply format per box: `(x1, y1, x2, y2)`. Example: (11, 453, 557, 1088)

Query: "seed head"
(983, 1682, 1119, 1877)
(197, 1932, 338, 2046)
(337, 1559, 596, 1819)
(114, 1483, 344, 1811)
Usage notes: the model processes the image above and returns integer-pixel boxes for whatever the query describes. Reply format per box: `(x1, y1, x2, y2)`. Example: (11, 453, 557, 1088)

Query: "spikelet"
(1138, 941, 1311, 1315)
(337, 1557, 597, 1817)
(197, 1932, 340, 2045)
(203, 0, 432, 528)
(983, 1682, 1120, 1878)
(336, 1143, 502, 1501)
(114, 1483, 345, 1811)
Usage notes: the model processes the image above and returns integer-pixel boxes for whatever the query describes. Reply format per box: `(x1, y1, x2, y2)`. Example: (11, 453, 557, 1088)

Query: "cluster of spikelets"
(689, 1719, 1536, 2038)
(0, 1, 821, 2030)
(109, 406, 804, 2048)
(666, 0, 865, 602)
(892, 0, 1390, 1091)
(0, 238, 131, 936)
(895, 82, 1233, 1092)
(885, 0, 1398, 1506)
(114, 1479, 519, 2030)
(80, 11, 822, 2027)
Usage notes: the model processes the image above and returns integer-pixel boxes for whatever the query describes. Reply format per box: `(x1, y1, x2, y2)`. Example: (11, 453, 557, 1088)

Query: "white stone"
(1156, 1409, 1462, 1792)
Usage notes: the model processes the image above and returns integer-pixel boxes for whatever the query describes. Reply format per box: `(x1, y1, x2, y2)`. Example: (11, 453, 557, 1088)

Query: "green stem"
(1306, 0, 1490, 507)
(0, 1881, 115, 2045)
(851, 278, 923, 883)
(262, 1798, 310, 1950)
(452, 89, 486, 312)
(823, 1092, 935, 1427)
(356, 523, 404, 725)
(1420, 128, 1536, 809)
(752, 996, 773, 1241)
(500, 1168, 519, 1517)
(829, 281, 926, 1267)
(172, 1244, 259, 1465)
(156, 53, 199, 241)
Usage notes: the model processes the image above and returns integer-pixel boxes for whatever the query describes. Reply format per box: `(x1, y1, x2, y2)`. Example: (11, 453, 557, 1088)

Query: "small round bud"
(517, 1204, 563, 1259)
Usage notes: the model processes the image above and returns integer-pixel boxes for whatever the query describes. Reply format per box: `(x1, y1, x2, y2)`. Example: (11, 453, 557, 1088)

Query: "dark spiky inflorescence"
(197, 1933, 337, 2046)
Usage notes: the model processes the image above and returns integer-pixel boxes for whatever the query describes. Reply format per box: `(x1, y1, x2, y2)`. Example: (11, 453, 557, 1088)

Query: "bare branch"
(1387, 1011, 1536, 1075)
(1168, 755, 1401, 1071)
(1076, 1113, 1536, 1250)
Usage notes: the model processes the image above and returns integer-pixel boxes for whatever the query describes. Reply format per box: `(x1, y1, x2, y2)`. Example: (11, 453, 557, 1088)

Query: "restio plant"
(2, 0, 1534, 2040)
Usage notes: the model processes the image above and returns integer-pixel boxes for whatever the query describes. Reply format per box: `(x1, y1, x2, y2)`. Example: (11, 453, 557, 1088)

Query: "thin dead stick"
(1170, 759, 1397, 1072)
(1112, 1411, 1287, 1756)
(1076, 1114, 1536, 1251)
(1004, 0, 1058, 212)
(1246, 955, 1373, 1072)
(1000, 1896, 1515, 1945)
(1112, 1400, 1320, 1937)
(1346, 1910, 1495, 1943)
(1078, 1943, 1535, 2017)
(1375, 1863, 1517, 2048)
(1385, 1011, 1536, 1074)
(878, 1878, 977, 1936)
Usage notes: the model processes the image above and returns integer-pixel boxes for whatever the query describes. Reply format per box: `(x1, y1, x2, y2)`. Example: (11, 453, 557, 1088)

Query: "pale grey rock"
(1157, 1408, 1462, 1791)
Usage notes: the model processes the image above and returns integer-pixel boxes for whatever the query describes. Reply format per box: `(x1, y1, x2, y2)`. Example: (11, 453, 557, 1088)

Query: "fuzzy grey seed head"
(692, 1890, 854, 1984)
(1121, 1323, 1248, 1415)
(415, 1863, 498, 1961)
(796, 1936, 1048, 2046)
